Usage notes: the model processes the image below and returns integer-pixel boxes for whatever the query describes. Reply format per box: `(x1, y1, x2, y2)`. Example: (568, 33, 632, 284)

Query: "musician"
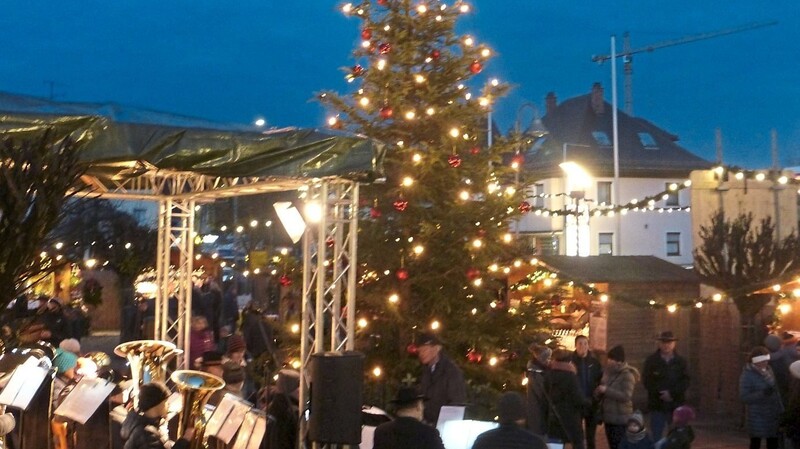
(120, 382, 194, 449)
(52, 348, 80, 409)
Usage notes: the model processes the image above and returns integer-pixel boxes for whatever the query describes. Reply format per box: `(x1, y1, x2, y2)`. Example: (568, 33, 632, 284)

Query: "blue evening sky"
(1, 1, 797, 168)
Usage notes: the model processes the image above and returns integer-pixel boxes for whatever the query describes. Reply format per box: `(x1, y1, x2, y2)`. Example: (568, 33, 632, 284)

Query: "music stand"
(230, 410, 266, 449)
(205, 393, 252, 445)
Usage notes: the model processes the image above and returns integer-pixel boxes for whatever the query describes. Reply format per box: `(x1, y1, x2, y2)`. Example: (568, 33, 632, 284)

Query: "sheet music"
(206, 394, 252, 444)
(436, 405, 465, 431)
(0, 357, 49, 410)
(54, 377, 115, 425)
(231, 410, 267, 449)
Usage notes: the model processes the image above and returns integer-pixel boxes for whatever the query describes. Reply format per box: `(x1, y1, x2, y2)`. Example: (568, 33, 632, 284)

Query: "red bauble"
(469, 60, 483, 74)
(370, 207, 382, 218)
(352, 64, 365, 76)
(447, 154, 462, 168)
(378, 42, 391, 54)
(406, 343, 418, 355)
(467, 349, 483, 363)
(377, 0, 388, 5)
(470, 146, 480, 155)
(518, 201, 532, 213)
(396, 268, 410, 281)
(511, 154, 525, 167)
(279, 274, 292, 287)
(392, 199, 408, 211)
(379, 105, 394, 119)
(466, 267, 481, 280)
(326, 236, 335, 248)
(430, 49, 440, 60)
(477, 229, 487, 237)
(361, 28, 373, 40)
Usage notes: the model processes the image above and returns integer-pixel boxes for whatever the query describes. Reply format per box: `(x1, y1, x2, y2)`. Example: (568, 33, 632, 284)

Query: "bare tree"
(694, 210, 800, 351)
(0, 132, 85, 309)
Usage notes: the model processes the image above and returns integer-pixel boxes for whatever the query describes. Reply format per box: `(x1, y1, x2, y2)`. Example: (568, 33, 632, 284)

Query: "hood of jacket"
(551, 360, 577, 374)
(607, 361, 641, 382)
(120, 411, 160, 441)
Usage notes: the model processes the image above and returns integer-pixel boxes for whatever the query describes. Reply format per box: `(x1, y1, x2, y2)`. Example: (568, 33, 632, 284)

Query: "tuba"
(171, 370, 225, 449)
(114, 340, 181, 402)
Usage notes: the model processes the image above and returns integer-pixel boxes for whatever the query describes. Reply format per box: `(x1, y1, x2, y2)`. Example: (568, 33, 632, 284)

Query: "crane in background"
(592, 21, 777, 116)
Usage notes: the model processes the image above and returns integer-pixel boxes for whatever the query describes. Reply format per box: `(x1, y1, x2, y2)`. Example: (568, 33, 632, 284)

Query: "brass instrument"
(171, 370, 225, 449)
(114, 340, 181, 401)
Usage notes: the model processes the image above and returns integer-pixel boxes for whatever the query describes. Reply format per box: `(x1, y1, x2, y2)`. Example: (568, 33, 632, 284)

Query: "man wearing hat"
(642, 331, 690, 440)
(120, 382, 193, 449)
(264, 369, 300, 449)
(208, 361, 246, 406)
(372, 386, 445, 449)
(472, 392, 548, 449)
(416, 333, 466, 425)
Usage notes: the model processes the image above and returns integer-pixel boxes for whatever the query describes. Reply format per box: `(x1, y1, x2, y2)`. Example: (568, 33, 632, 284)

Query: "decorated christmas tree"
(319, 0, 548, 411)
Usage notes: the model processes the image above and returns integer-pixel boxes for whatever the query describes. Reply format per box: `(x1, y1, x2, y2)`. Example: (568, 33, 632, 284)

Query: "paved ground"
(83, 332, 751, 448)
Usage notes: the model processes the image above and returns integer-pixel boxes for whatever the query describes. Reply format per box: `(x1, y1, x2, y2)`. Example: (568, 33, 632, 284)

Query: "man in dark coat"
(372, 386, 445, 449)
(642, 331, 690, 441)
(120, 382, 193, 449)
(417, 333, 467, 425)
(526, 344, 551, 436)
(571, 335, 603, 449)
(545, 348, 588, 449)
(263, 369, 300, 449)
(472, 392, 548, 449)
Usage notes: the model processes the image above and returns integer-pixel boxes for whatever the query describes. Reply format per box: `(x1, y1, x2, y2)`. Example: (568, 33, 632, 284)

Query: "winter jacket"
(372, 416, 445, 449)
(601, 362, 640, 425)
(572, 352, 603, 417)
(642, 351, 689, 412)
(263, 392, 298, 449)
(471, 423, 549, 449)
(544, 361, 587, 444)
(659, 425, 694, 449)
(120, 411, 189, 449)
(419, 353, 467, 425)
(526, 359, 549, 435)
(739, 364, 784, 438)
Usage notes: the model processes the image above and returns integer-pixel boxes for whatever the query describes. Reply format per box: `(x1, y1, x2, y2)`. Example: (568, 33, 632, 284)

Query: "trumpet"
(114, 340, 181, 402)
(171, 370, 225, 449)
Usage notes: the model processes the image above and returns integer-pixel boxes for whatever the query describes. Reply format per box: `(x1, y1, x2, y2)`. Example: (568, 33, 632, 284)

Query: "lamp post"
(559, 162, 592, 257)
(513, 103, 548, 236)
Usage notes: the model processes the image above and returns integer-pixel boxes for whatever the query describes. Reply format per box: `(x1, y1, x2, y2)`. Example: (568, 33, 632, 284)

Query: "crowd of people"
(375, 329, 800, 449)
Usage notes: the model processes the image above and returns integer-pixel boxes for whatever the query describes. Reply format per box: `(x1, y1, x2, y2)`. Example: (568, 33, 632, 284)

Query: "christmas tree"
(319, 0, 548, 413)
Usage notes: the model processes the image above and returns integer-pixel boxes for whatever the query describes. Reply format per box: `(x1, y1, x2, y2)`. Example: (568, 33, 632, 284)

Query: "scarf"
(626, 427, 647, 443)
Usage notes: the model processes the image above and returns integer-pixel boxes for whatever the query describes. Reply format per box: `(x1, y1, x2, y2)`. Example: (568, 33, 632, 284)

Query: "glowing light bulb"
(425, 107, 435, 115)
(372, 366, 382, 377)
(404, 110, 416, 120)
(667, 304, 677, 313)
(358, 318, 368, 329)
(417, 4, 427, 13)
(414, 74, 426, 83)
(430, 320, 440, 330)
(413, 244, 424, 255)
(412, 153, 422, 163)
(502, 233, 513, 243)
(779, 303, 792, 315)
(478, 97, 489, 107)
(459, 4, 470, 13)
(472, 239, 483, 248)
(388, 293, 399, 304)
(450, 128, 460, 138)
(600, 294, 609, 303)
(489, 356, 498, 366)
(755, 172, 766, 181)
(359, 97, 370, 107)
(377, 59, 387, 70)
(402, 176, 414, 187)
(327, 116, 338, 126)
(464, 37, 474, 46)
(459, 190, 470, 201)
(473, 278, 483, 287)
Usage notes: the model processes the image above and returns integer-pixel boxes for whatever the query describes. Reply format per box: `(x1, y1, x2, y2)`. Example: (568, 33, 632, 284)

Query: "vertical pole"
(611, 35, 621, 255)
(771, 129, 782, 240)
(346, 183, 358, 350)
(715, 129, 725, 212)
(487, 110, 493, 148)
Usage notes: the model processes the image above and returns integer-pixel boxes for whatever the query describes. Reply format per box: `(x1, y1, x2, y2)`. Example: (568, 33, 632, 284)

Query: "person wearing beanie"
(226, 334, 247, 362)
(545, 348, 588, 449)
(739, 346, 783, 449)
(764, 333, 792, 402)
(571, 335, 603, 449)
(643, 331, 690, 441)
(208, 361, 245, 406)
(596, 345, 640, 449)
(200, 350, 225, 378)
(526, 343, 551, 435)
(52, 348, 79, 409)
(619, 411, 653, 449)
(120, 382, 193, 449)
(472, 392, 549, 449)
(658, 406, 695, 449)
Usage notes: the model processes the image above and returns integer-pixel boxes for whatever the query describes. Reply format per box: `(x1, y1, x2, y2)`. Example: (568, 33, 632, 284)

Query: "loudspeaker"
(308, 351, 364, 444)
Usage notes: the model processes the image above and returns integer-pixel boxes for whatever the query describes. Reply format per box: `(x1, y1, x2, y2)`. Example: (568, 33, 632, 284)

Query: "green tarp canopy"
(0, 91, 384, 188)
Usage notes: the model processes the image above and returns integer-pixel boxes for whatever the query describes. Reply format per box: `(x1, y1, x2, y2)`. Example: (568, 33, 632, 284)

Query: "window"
(534, 235, 559, 256)
(666, 232, 681, 256)
(592, 131, 611, 146)
(597, 181, 612, 205)
(598, 233, 613, 255)
(638, 132, 658, 149)
(532, 183, 544, 208)
(664, 183, 679, 206)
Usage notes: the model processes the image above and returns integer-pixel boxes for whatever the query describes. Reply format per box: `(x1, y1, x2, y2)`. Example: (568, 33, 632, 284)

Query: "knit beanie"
(497, 392, 526, 424)
(222, 361, 245, 385)
(226, 334, 246, 355)
(672, 405, 695, 426)
(137, 382, 171, 413)
(608, 345, 625, 362)
(764, 334, 782, 352)
(59, 338, 81, 355)
(53, 348, 79, 375)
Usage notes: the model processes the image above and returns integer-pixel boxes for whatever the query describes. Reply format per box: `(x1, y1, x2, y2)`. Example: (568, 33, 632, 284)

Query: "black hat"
(656, 331, 678, 342)
(390, 386, 427, 406)
(137, 382, 171, 413)
(497, 392, 526, 424)
(202, 351, 224, 366)
(417, 333, 442, 346)
(608, 345, 625, 362)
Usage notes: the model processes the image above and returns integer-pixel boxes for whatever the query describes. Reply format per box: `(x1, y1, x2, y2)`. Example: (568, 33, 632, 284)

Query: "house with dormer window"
(515, 83, 711, 265)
